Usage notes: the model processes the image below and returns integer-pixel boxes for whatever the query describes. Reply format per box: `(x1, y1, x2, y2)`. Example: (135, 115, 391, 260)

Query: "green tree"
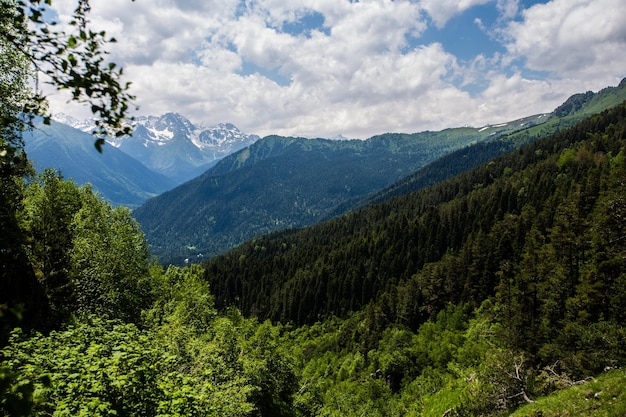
(146, 266, 300, 417)
(243, 321, 299, 417)
(71, 186, 153, 322)
(1, 0, 135, 334)
(0, 165, 46, 338)
(0, 0, 48, 338)
(22, 169, 82, 323)
(0, 318, 217, 416)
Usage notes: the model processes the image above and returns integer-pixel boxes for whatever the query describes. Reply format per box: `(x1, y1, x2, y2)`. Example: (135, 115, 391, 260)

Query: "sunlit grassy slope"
(511, 369, 626, 417)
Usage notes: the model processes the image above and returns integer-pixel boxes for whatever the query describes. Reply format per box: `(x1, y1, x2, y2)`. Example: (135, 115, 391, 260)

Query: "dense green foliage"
(3, 9, 626, 412)
(134, 116, 548, 263)
(3, 102, 626, 415)
(1, 264, 300, 416)
(205, 102, 626, 415)
(205, 102, 626, 329)
(9, 170, 154, 327)
(2, 172, 301, 415)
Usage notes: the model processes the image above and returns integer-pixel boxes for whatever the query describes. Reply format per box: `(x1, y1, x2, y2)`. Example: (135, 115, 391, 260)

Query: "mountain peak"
(52, 113, 98, 132)
(120, 115, 260, 182)
(52, 112, 261, 183)
(157, 112, 194, 131)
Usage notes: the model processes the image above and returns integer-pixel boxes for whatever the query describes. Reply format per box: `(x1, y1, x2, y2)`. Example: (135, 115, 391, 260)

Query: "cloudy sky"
(47, 0, 626, 139)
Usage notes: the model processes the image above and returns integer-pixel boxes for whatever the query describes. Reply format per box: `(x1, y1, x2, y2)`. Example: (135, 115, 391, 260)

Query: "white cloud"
(42, 0, 626, 140)
(505, 0, 626, 81)
(52, 0, 238, 64)
(495, 0, 519, 21)
(419, 0, 492, 27)
(115, 42, 460, 138)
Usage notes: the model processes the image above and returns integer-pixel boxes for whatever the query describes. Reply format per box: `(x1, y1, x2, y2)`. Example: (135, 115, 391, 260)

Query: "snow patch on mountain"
(194, 122, 256, 149)
(53, 112, 260, 151)
(53, 112, 262, 183)
(52, 113, 98, 133)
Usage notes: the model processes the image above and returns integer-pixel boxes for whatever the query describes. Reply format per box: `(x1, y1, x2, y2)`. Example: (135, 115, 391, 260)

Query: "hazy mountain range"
(54, 112, 261, 184)
(24, 114, 261, 207)
(23, 120, 176, 208)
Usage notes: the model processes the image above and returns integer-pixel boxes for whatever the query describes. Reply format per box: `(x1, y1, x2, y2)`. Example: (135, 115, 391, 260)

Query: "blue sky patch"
(282, 11, 329, 38)
(239, 60, 291, 87)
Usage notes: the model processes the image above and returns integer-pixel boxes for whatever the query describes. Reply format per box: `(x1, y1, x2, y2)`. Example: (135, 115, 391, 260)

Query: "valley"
(4, 78, 626, 417)
(4, 96, 626, 417)
(3, 2, 626, 415)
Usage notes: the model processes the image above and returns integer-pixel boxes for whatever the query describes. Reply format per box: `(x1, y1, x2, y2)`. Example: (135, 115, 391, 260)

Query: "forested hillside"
(3, 104, 626, 416)
(205, 102, 626, 327)
(198, 102, 626, 414)
(134, 114, 546, 263)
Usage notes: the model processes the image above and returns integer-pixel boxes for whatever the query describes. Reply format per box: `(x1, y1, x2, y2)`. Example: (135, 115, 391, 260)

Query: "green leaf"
(94, 138, 105, 153)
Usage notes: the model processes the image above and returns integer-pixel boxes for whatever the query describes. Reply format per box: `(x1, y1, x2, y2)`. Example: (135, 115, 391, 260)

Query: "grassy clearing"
(511, 369, 626, 417)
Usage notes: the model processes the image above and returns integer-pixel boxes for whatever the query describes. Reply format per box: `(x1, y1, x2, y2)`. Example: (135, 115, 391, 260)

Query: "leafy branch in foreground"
(0, 0, 136, 150)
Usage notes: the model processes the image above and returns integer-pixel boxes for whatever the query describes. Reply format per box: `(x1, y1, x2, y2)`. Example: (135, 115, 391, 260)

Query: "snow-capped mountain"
(52, 113, 99, 133)
(54, 112, 261, 183)
(24, 119, 176, 208)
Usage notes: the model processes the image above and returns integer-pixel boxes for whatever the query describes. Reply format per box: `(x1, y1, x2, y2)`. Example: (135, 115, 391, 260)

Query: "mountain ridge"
(134, 78, 626, 264)
(133, 112, 551, 263)
(203, 98, 626, 326)
(23, 119, 176, 208)
(353, 77, 626, 209)
(54, 112, 262, 183)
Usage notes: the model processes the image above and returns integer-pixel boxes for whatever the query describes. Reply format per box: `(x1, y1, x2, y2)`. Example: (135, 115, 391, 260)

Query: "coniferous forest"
(3, 98, 626, 415)
(3, 1, 625, 415)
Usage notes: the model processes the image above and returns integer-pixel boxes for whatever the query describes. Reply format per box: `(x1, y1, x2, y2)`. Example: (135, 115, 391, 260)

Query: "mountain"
(196, 99, 626, 415)
(355, 77, 626, 208)
(133, 115, 549, 263)
(203, 99, 626, 326)
(8, 102, 626, 417)
(23, 119, 175, 208)
(56, 113, 261, 183)
(134, 79, 626, 264)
